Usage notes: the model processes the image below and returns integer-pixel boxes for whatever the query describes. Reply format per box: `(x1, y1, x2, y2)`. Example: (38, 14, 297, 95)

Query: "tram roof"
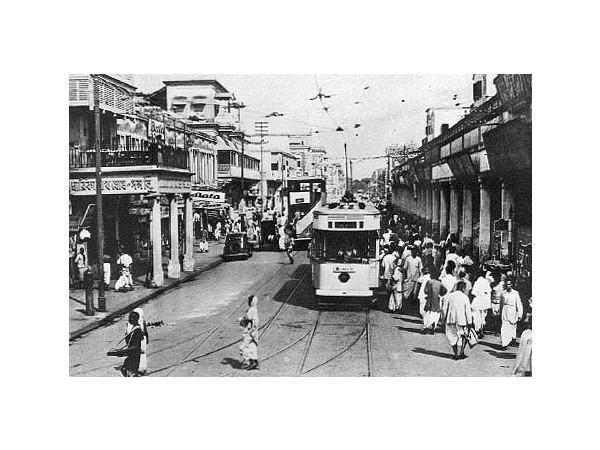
(315, 201, 380, 216)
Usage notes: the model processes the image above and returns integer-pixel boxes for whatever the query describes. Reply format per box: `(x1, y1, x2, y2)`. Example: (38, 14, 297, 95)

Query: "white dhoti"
(424, 311, 441, 329)
(389, 290, 403, 312)
(419, 298, 427, 320)
(501, 320, 517, 347)
(445, 323, 467, 346)
(472, 309, 487, 332)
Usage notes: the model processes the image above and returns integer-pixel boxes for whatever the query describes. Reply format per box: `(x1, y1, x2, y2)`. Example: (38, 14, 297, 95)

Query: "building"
(390, 74, 532, 293)
(146, 79, 261, 210)
(69, 74, 222, 289)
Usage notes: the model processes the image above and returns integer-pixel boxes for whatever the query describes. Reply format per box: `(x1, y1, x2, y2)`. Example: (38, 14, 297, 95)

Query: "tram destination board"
(335, 221, 358, 228)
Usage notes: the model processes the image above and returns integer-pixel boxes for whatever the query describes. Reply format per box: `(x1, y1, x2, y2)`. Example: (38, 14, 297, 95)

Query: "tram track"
(154, 264, 311, 376)
(70, 256, 298, 377)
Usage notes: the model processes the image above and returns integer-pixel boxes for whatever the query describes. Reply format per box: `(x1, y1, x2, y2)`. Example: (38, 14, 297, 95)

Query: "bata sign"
(148, 119, 165, 139)
(192, 191, 226, 203)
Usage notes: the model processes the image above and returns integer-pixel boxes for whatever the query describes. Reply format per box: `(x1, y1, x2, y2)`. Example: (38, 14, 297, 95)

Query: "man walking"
(443, 280, 473, 360)
(403, 246, 422, 303)
(500, 279, 523, 350)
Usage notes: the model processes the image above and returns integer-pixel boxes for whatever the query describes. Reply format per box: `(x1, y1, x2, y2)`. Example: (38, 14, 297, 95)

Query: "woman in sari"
(126, 307, 149, 375)
(239, 295, 260, 370)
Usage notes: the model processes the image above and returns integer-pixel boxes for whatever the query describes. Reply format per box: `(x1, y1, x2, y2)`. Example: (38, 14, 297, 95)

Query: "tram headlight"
(338, 272, 350, 283)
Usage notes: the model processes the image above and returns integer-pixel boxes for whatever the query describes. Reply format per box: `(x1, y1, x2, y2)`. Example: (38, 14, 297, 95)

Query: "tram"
(285, 176, 326, 248)
(309, 199, 381, 299)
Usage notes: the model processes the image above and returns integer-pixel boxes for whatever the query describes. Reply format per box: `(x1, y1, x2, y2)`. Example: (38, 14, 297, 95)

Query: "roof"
(162, 79, 230, 94)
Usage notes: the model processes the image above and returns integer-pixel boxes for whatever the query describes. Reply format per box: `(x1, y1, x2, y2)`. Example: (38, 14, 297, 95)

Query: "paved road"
(69, 251, 518, 377)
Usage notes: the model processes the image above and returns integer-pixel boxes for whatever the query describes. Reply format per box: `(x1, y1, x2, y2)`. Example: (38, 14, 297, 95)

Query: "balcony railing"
(69, 145, 189, 170)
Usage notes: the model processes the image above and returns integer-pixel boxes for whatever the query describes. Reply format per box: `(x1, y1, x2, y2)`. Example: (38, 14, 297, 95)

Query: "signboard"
(70, 178, 153, 195)
(158, 179, 192, 194)
(494, 218, 509, 232)
(148, 119, 165, 140)
(290, 192, 310, 204)
(191, 190, 226, 203)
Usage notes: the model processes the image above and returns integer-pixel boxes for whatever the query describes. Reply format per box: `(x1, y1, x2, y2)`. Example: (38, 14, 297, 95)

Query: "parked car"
(222, 232, 253, 261)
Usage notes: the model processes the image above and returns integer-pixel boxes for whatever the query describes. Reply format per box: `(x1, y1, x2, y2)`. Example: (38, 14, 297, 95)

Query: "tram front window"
(312, 231, 377, 264)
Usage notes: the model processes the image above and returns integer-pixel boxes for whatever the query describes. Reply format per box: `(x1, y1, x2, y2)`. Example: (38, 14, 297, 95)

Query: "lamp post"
(93, 75, 106, 312)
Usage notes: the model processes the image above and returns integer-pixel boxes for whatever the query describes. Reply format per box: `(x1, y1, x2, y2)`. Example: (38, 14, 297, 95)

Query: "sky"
(133, 74, 473, 179)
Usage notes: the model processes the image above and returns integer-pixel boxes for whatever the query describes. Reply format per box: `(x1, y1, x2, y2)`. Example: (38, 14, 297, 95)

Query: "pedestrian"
(69, 234, 77, 287)
(500, 279, 523, 350)
(471, 269, 492, 339)
(120, 311, 144, 377)
(103, 255, 111, 290)
(75, 247, 87, 288)
(443, 245, 459, 276)
(382, 228, 392, 246)
(489, 272, 504, 335)
(239, 295, 260, 370)
(416, 266, 431, 325)
(443, 280, 473, 360)
(381, 242, 397, 291)
(125, 307, 149, 375)
(115, 249, 134, 292)
(388, 258, 404, 312)
(402, 246, 422, 303)
(440, 261, 457, 315)
(423, 268, 446, 334)
(283, 229, 294, 264)
(512, 314, 532, 376)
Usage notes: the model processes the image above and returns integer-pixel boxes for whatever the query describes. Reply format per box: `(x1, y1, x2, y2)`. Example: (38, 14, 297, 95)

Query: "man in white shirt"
(116, 250, 134, 291)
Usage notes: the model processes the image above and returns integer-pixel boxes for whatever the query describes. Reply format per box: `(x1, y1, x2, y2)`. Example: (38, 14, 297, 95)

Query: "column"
(501, 180, 515, 259)
(461, 186, 473, 251)
(439, 183, 448, 240)
(425, 185, 432, 234)
(479, 178, 491, 262)
(432, 184, 440, 238)
(167, 194, 181, 279)
(449, 182, 459, 236)
(150, 195, 164, 287)
(183, 194, 195, 272)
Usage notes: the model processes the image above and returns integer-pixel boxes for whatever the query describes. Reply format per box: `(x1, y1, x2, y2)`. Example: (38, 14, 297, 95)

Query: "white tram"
(309, 201, 381, 298)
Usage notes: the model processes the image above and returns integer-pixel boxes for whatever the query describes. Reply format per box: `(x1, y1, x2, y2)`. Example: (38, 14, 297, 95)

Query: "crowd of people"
(376, 212, 532, 368)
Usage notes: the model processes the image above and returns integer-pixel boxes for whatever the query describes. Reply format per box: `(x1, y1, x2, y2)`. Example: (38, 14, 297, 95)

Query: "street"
(70, 250, 518, 377)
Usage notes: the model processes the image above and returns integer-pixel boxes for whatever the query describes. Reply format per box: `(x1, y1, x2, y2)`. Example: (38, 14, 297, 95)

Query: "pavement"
(69, 240, 225, 340)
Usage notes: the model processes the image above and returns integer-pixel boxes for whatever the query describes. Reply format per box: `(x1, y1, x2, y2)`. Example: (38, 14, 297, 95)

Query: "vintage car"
(222, 232, 253, 261)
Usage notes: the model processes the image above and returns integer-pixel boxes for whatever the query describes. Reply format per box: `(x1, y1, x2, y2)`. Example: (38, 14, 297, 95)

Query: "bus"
(309, 200, 381, 299)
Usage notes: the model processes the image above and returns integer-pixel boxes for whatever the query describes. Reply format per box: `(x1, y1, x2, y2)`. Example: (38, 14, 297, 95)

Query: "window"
(473, 80, 483, 102)
(191, 104, 205, 113)
(311, 230, 378, 263)
(271, 162, 278, 171)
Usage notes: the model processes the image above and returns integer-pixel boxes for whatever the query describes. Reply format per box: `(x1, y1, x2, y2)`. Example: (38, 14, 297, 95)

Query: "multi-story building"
(146, 79, 260, 210)
(390, 74, 532, 295)
(70, 74, 222, 288)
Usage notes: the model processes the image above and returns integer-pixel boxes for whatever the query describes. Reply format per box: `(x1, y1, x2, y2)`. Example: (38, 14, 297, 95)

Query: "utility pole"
(93, 75, 106, 312)
(255, 121, 269, 211)
(344, 142, 349, 193)
(349, 160, 354, 191)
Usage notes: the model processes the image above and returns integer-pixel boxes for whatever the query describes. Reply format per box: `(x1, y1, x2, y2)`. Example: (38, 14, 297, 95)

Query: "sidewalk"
(69, 241, 224, 340)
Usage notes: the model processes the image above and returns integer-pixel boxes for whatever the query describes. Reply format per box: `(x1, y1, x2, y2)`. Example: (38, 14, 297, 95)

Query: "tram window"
(312, 230, 377, 263)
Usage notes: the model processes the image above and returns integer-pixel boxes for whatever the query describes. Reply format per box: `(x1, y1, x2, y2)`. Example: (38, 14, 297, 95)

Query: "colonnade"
(394, 177, 515, 263)
(149, 193, 196, 287)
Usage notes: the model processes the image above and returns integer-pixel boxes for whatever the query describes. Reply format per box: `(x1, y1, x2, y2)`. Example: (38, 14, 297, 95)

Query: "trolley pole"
(93, 76, 106, 312)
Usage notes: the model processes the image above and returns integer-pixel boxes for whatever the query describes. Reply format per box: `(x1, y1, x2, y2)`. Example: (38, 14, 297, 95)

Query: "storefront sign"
(191, 191, 226, 203)
(149, 119, 165, 140)
(70, 178, 153, 195)
(158, 179, 192, 193)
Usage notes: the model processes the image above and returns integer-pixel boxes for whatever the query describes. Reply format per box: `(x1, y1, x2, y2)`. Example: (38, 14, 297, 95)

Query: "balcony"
(217, 164, 260, 180)
(69, 144, 189, 170)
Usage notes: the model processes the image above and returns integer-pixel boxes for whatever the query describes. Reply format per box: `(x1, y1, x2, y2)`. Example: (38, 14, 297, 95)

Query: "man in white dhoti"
(500, 280, 523, 350)
(443, 280, 473, 360)
(471, 270, 492, 339)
